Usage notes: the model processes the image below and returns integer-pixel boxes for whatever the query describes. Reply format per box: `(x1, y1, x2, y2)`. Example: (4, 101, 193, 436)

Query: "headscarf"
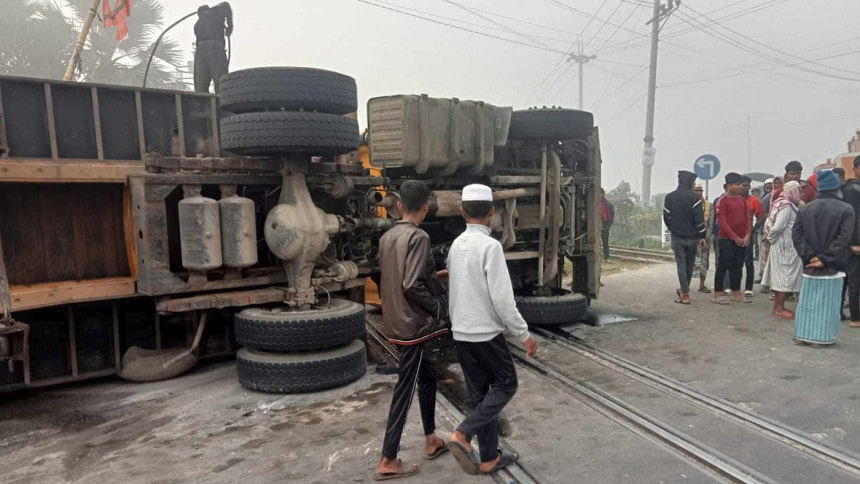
(767, 180, 800, 226)
(764, 181, 800, 243)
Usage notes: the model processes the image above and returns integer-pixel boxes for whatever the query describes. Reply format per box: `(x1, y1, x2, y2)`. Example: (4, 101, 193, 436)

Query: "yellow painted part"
(364, 277, 381, 306)
(360, 143, 384, 305)
(360, 144, 387, 217)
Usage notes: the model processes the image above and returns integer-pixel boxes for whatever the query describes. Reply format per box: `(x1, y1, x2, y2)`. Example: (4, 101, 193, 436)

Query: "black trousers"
(381, 343, 437, 460)
(715, 239, 745, 292)
(602, 226, 611, 259)
(194, 41, 228, 93)
(744, 243, 755, 291)
(671, 237, 698, 295)
(848, 255, 860, 321)
(456, 334, 518, 464)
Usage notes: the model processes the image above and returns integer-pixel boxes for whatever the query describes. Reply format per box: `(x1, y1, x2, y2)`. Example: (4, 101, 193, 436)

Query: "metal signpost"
(694, 154, 721, 199)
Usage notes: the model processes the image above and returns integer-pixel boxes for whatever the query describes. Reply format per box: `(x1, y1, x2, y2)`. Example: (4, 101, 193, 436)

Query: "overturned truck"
(0, 67, 600, 393)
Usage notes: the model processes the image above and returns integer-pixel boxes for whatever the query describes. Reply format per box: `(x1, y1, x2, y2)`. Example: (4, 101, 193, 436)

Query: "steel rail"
(508, 347, 774, 484)
(364, 321, 538, 484)
(608, 245, 675, 262)
(532, 327, 860, 477)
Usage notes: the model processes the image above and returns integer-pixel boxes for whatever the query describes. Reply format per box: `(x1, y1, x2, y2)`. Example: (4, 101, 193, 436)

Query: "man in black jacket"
(663, 170, 706, 304)
(793, 169, 854, 277)
(841, 157, 860, 327)
(376, 180, 450, 480)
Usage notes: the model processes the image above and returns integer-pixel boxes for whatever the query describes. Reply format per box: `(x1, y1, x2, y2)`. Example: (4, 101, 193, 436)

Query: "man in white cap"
(445, 183, 537, 476)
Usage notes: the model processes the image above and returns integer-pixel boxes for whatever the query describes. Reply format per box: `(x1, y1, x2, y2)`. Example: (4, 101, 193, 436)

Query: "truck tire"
(236, 340, 367, 393)
(219, 67, 357, 115)
(220, 111, 359, 155)
(234, 299, 366, 352)
(508, 108, 594, 141)
(515, 293, 588, 326)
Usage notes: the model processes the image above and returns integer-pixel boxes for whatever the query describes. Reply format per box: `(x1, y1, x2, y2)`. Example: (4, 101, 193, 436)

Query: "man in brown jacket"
(375, 180, 450, 480)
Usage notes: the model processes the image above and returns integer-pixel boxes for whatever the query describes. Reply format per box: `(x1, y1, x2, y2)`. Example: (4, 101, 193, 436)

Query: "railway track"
(365, 314, 860, 483)
(609, 245, 675, 263)
(521, 326, 860, 483)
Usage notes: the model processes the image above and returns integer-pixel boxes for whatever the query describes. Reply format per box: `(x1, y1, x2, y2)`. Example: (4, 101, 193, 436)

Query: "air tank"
(219, 189, 258, 269)
(178, 185, 222, 271)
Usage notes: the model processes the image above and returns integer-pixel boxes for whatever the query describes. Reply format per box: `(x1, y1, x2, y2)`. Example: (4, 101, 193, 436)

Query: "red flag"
(103, 0, 133, 41)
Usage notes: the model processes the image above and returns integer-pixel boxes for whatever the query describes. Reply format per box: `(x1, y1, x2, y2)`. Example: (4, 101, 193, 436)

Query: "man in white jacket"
(446, 184, 538, 475)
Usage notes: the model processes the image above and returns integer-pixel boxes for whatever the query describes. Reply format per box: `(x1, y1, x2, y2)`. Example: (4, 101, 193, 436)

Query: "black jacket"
(378, 221, 449, 345)
(663, 175, 706, 240)
(842, 180, 860, 246)
(194, 3, 233, 42)
(792, 192, 855, 274)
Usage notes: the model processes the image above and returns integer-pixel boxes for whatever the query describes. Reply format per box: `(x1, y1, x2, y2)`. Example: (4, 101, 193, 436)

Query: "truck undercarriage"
(0, 68, 601, 393)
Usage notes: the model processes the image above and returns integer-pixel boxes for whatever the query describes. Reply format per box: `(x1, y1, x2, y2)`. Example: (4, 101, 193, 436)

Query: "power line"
(529, 0, 612, 104)
(681, 3, 860, 77)
(600, 0, 790, 58)
(592, 3, 642, 55)
(594, 65, 649, 109)
(662, 48, 860, 88)
(582, 0, 624, 51)
(674, 7, 860, 82)
(439, 0, 554, 49)
(360, 0, 576, 46)
(353, 0, 570, 54)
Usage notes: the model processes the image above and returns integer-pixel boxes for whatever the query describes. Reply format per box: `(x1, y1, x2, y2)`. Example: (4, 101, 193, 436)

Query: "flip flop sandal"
(481, 450, 519, 474)
(712, 298, 730, 305)
(373, 460, 419, 481)
(447, 441, 479, 475)
(698, 287, 712, 293)
(424, 443, 449, 460)
(731, 297, 752, 303)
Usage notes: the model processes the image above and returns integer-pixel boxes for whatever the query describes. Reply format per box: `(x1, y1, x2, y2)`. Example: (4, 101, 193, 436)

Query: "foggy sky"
(162, 0, 860, 197)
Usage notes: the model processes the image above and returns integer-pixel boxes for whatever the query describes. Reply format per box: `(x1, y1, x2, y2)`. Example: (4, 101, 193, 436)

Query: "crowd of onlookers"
(663, 159, 860, 329)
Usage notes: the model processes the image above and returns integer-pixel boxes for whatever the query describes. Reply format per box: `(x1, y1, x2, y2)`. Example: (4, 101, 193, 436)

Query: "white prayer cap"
(764, 178, 773, 184)
(461, 184, 493, 202)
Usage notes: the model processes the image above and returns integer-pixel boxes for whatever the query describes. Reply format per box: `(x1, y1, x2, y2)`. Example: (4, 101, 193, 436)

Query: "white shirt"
(447, 224, 531, 343)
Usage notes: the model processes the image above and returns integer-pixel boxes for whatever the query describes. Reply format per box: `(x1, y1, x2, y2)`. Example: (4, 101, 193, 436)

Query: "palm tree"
(0, 0, 73, 79)
(67, 0, 187, 88)
(0, 0, 188, 89)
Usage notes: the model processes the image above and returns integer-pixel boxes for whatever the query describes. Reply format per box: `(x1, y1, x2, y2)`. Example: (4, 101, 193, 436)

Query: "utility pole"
(63, 0, 102, 81)
(568, 41, 596, 110)
(640, 0, 679, 207)
(746, 113, 752, 173)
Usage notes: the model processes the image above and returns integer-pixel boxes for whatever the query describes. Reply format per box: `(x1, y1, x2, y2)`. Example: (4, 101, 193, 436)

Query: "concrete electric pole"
(569, 41, 596, 110)
(640, 0, 679, 207)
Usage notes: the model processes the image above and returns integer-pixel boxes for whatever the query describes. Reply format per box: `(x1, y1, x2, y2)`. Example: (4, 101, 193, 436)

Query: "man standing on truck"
(193, 2, 233, 93)
(663, 171, 706, 304)
(375, 180, 450, 481)
(446, 184, 537, 475)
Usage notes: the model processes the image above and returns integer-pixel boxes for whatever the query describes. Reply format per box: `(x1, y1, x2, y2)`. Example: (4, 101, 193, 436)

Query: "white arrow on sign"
(696, 158, 715, 178)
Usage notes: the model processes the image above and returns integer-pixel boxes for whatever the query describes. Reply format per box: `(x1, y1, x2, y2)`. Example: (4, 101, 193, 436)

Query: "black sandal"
(481, 450, 519, 474)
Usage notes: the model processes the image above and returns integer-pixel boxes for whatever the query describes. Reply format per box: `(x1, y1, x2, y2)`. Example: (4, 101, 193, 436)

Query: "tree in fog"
(606, 181, 665, 248)
(0, 0, 187, 89)
(0, 1, 72, 79)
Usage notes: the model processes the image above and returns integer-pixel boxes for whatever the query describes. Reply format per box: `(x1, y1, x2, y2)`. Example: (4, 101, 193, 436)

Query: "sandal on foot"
(848, 321, 860, 328)
(698, 286, 712, 293)
(424, 443, 449, 460)
(373, 460, 419, 481)
(481, 450, 519, 474)
(447, 441, 479, 475)
(773, 310, 794, 319)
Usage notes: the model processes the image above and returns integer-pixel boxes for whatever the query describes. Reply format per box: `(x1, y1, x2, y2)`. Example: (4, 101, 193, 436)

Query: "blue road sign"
(694, 154, 721, 181)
